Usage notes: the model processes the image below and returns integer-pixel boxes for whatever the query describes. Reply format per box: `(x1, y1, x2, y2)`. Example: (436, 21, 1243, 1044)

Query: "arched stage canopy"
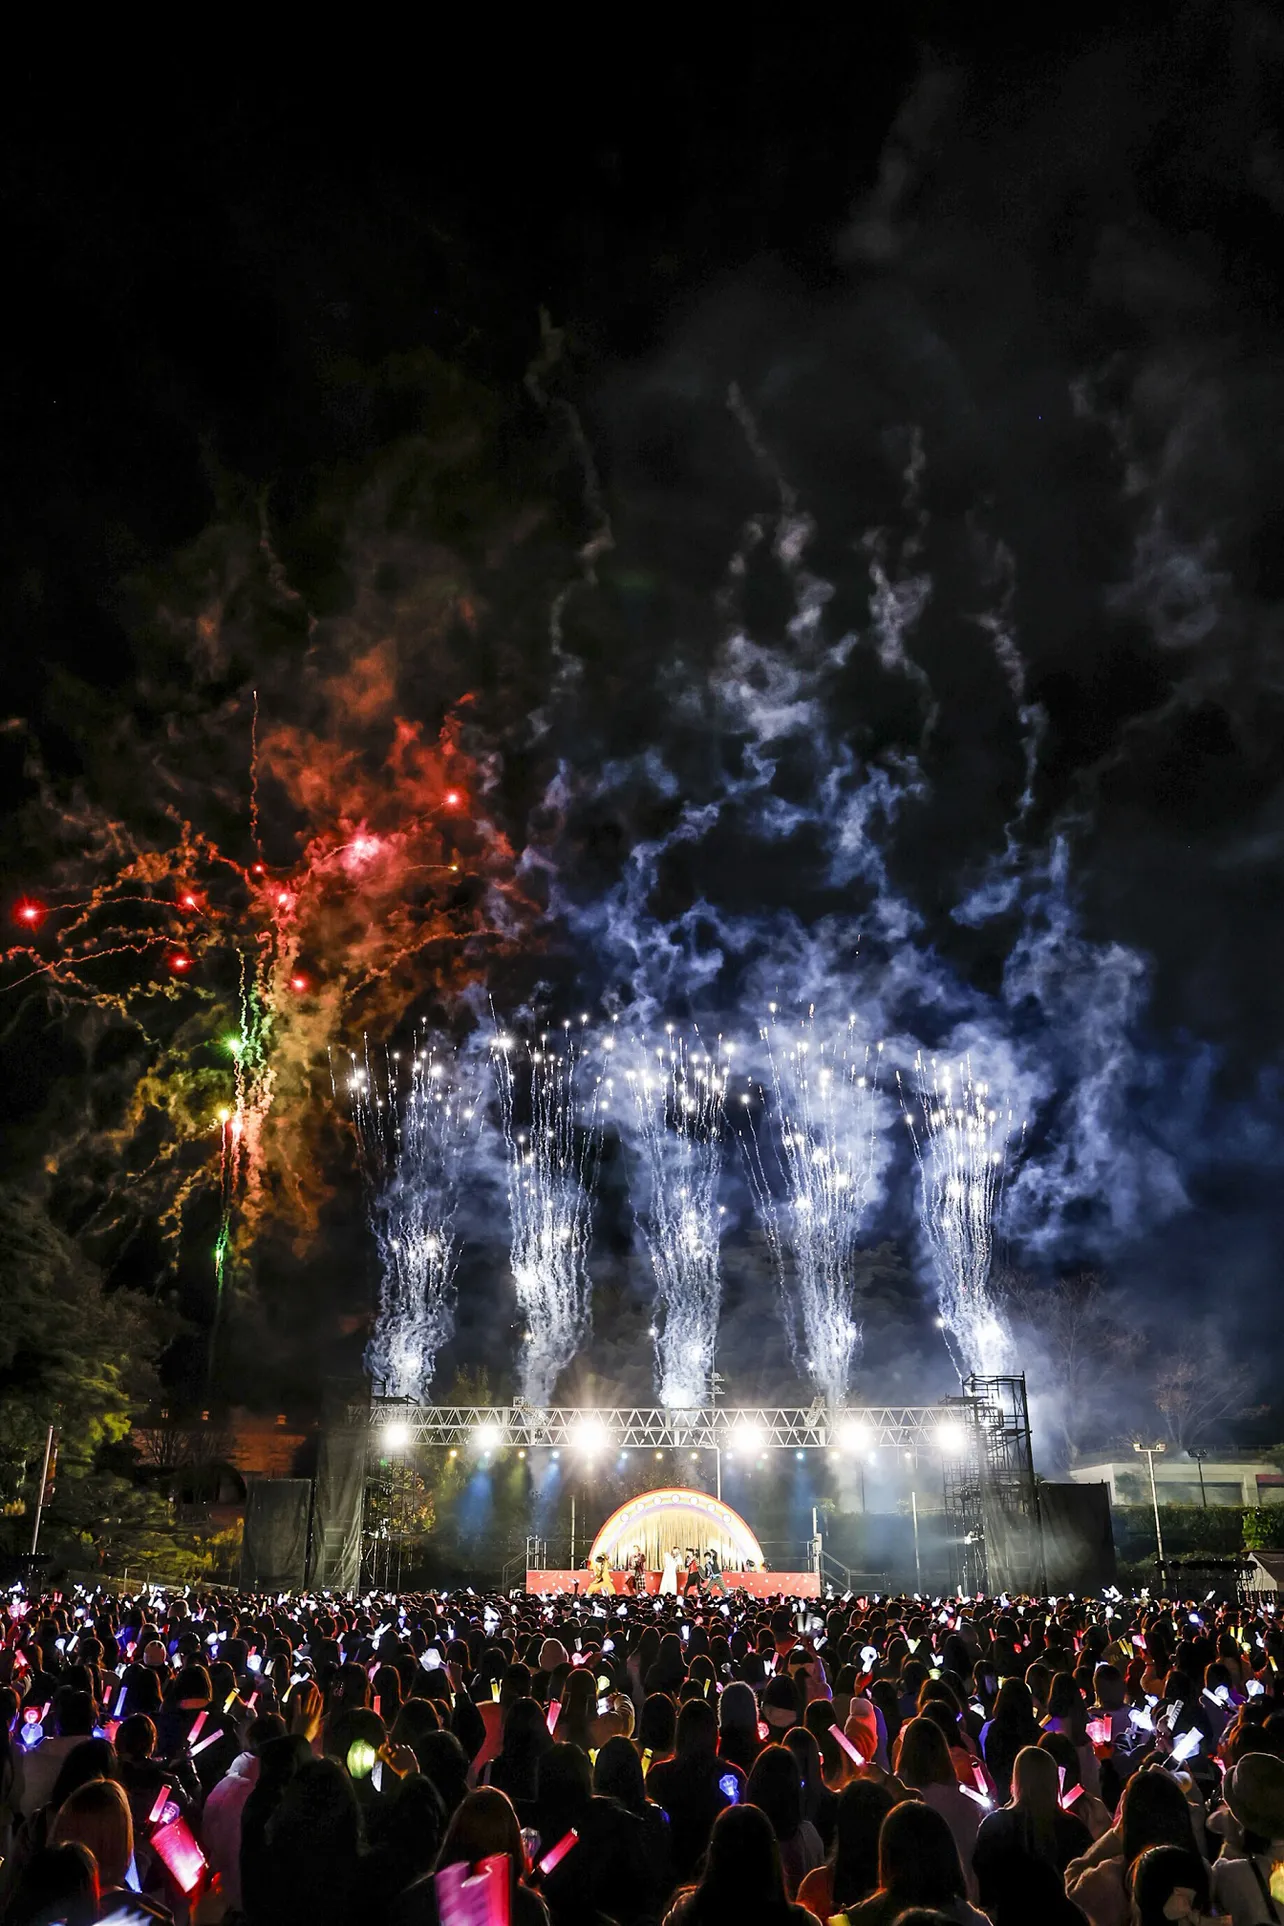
(589, 1487, 766, 1571)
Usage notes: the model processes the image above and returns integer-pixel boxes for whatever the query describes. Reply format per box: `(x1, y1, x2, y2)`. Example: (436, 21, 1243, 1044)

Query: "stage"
(524, 1484, 820, 1597)
(524, 1567, 820, 1597)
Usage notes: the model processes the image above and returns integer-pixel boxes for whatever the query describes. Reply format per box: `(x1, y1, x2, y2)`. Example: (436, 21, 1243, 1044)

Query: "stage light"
(572, 1415, 610, 1455)
(795, 1450, 804, 1461)
(838, 1420, 869, 1452)
(936, 1422, 966, 1455)
(731, 1421, 764, 1454)
(518, 1450, 527, 1460)
(473, 1422, 502, 1452)
(382, 1423, 410, 1452)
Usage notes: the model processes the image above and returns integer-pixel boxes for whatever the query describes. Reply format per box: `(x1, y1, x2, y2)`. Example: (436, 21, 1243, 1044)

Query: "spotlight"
(382, 1423, 410, 1452)
(518, 1450, 527, 1460)
(936, 1422, 966, 1455)
(473, 1422, 502, 1452)
(571, 1414, 610, 1455)
(838, 1420, 869, 1452)
(795, 1450, 804, 1461)
(731, 1421, 764, 1454)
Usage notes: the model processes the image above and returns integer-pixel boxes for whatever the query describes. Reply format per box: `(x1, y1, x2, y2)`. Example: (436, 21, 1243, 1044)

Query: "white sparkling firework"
(901, 1054, 1019, 1377)
(350, 1038, 476, 1399)
(493, 1023, 604, 1407)
(621, 1030, 728, 1409)
(747, 1012, 883, 1407)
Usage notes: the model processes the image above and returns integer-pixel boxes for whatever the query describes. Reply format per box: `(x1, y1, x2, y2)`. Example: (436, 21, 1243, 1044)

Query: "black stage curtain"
(240, 1478, 310, 1590)
(1039, 1482, 1117, 1593)
(310, 1424, 365, 1594)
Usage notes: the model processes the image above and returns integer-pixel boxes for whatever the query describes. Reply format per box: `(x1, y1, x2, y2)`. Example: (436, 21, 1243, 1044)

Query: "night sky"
(3, 15, 1283, 1449)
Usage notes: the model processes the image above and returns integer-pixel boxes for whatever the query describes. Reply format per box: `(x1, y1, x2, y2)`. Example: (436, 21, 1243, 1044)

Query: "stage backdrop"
(589, 1487, 766, 1571)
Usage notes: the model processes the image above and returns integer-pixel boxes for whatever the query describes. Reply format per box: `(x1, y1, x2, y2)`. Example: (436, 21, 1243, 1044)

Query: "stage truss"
(353, 1400, 983, 1450)
(347, 1377, 1042, 1593)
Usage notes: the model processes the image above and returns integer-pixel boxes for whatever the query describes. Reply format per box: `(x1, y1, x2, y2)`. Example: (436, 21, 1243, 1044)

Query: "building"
(1068, 1456, 1283, 1508)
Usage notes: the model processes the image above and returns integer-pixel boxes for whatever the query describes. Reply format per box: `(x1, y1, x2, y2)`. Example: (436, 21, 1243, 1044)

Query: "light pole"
(1134, 1440, 1167, 1576)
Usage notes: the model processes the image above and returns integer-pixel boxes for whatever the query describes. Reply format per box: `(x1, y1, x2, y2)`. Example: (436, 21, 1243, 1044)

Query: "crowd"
(0, 1578, 1283, 1925)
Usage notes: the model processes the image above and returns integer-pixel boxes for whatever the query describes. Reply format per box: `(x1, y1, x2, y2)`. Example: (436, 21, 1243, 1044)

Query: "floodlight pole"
(1134, 1441, 1167, 1576)
(30, 1425, 55, 1556)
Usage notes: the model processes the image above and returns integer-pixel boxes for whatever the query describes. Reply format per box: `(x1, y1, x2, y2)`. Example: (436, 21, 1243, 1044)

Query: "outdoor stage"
(524, 1484, 820, 1598)
(524, 1567, 821, 1597)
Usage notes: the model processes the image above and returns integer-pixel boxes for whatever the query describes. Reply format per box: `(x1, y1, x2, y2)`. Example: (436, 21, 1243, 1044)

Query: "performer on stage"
(626, 1544, 646, 1594)
(659, 1546, 679, 1595)
(585, 1550, 614, 1596)
(703, 1546, 728, 1595)
(684, 1546, 702, 1595)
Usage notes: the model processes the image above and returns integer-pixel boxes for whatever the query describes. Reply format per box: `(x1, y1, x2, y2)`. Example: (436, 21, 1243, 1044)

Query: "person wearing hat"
(1210, 1751, 1284, 1923)
(761, 1674, 800, 1735)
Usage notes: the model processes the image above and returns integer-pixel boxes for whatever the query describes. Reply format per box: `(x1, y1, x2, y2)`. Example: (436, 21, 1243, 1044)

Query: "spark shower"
(349, 1019, 1021, 1407)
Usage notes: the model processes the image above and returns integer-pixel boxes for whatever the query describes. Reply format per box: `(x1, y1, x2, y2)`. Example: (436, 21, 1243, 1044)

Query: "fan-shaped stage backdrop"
(526, 1487, 819, 1597)
(590, 1487, 765, 1570)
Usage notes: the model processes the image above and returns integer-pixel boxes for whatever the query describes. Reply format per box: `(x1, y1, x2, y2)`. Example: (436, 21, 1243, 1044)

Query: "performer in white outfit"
(659, 1547, 679, 1595)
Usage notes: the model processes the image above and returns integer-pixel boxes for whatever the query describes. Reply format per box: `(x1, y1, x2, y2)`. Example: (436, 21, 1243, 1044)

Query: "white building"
(1068, 1457, 1283, 1508)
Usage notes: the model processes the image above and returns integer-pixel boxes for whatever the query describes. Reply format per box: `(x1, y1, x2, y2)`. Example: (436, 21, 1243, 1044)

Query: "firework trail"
(745, 1012, 883, 1407)
(621, 1030, 728, 1408)
(900, 1054, 1019, 1377)
(348, 1035, 477, 1400)
(493, 1022, 604, 1407)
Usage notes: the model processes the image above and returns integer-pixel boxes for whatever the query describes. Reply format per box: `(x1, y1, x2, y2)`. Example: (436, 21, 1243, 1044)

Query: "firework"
(493, 1023, 604, 1407)
(2, 665, 521, 1365)
(621, 1030, 728, 1408)
(901, 1054, 1017, 1376)
(350, 1036, 477, 1399)
(746, 1013, 883, 1407)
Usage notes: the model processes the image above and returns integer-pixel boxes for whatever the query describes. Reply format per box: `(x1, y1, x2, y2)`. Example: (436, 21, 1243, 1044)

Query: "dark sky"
(3, 12, 1284, 1438)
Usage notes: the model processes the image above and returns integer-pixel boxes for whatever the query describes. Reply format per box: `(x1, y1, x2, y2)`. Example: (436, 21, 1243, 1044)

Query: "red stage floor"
(525, 1568, 820, 1598)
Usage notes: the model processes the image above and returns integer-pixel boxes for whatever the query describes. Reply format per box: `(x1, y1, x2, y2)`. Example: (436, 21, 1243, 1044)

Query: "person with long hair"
(972, 1745, 1092, 1926)
(784, 1726, 837, 1850)
(834, 1797, 990, 1925)
(1066, 1763, 1204, 1926)
(433, 1785, 549, 1925)
(3, 1843, 98, 1926)
(637, 1692, 678, 1771)
(981, 1677, 1042, 1803)
(895, 1716, 984, 1895)
(50, 1779, 157, 1920)
(484, 1695, 553, 1821)
(259, 1756, 363, 1926)
(648, 1699, 743, 1886)
(1039, 1730, 1112, 1842)
(661, 1802, 822, 1925)
(745, 1744, 824, 1897)
(717, 1681, 762, 1776)
(796, 1777, 893, 1922)
(594, 1736, 672, 1923)
(554, 1669, 597, 1756)
(1044, 1671, 1102, 1800)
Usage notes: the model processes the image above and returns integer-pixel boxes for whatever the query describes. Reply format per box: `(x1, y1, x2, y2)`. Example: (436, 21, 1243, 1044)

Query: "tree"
(1150, 1338, 1264, 1450)
(0, 1187, 176, 1565)
(997, 1270, 1143, 1462)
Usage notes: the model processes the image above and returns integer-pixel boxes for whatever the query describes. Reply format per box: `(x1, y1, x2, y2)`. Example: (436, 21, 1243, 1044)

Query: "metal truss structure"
(354, 1398, 985, 1450)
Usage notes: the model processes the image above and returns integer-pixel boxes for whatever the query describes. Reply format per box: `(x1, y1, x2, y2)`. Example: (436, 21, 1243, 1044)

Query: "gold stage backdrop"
(589, 1487, 766, 1570)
